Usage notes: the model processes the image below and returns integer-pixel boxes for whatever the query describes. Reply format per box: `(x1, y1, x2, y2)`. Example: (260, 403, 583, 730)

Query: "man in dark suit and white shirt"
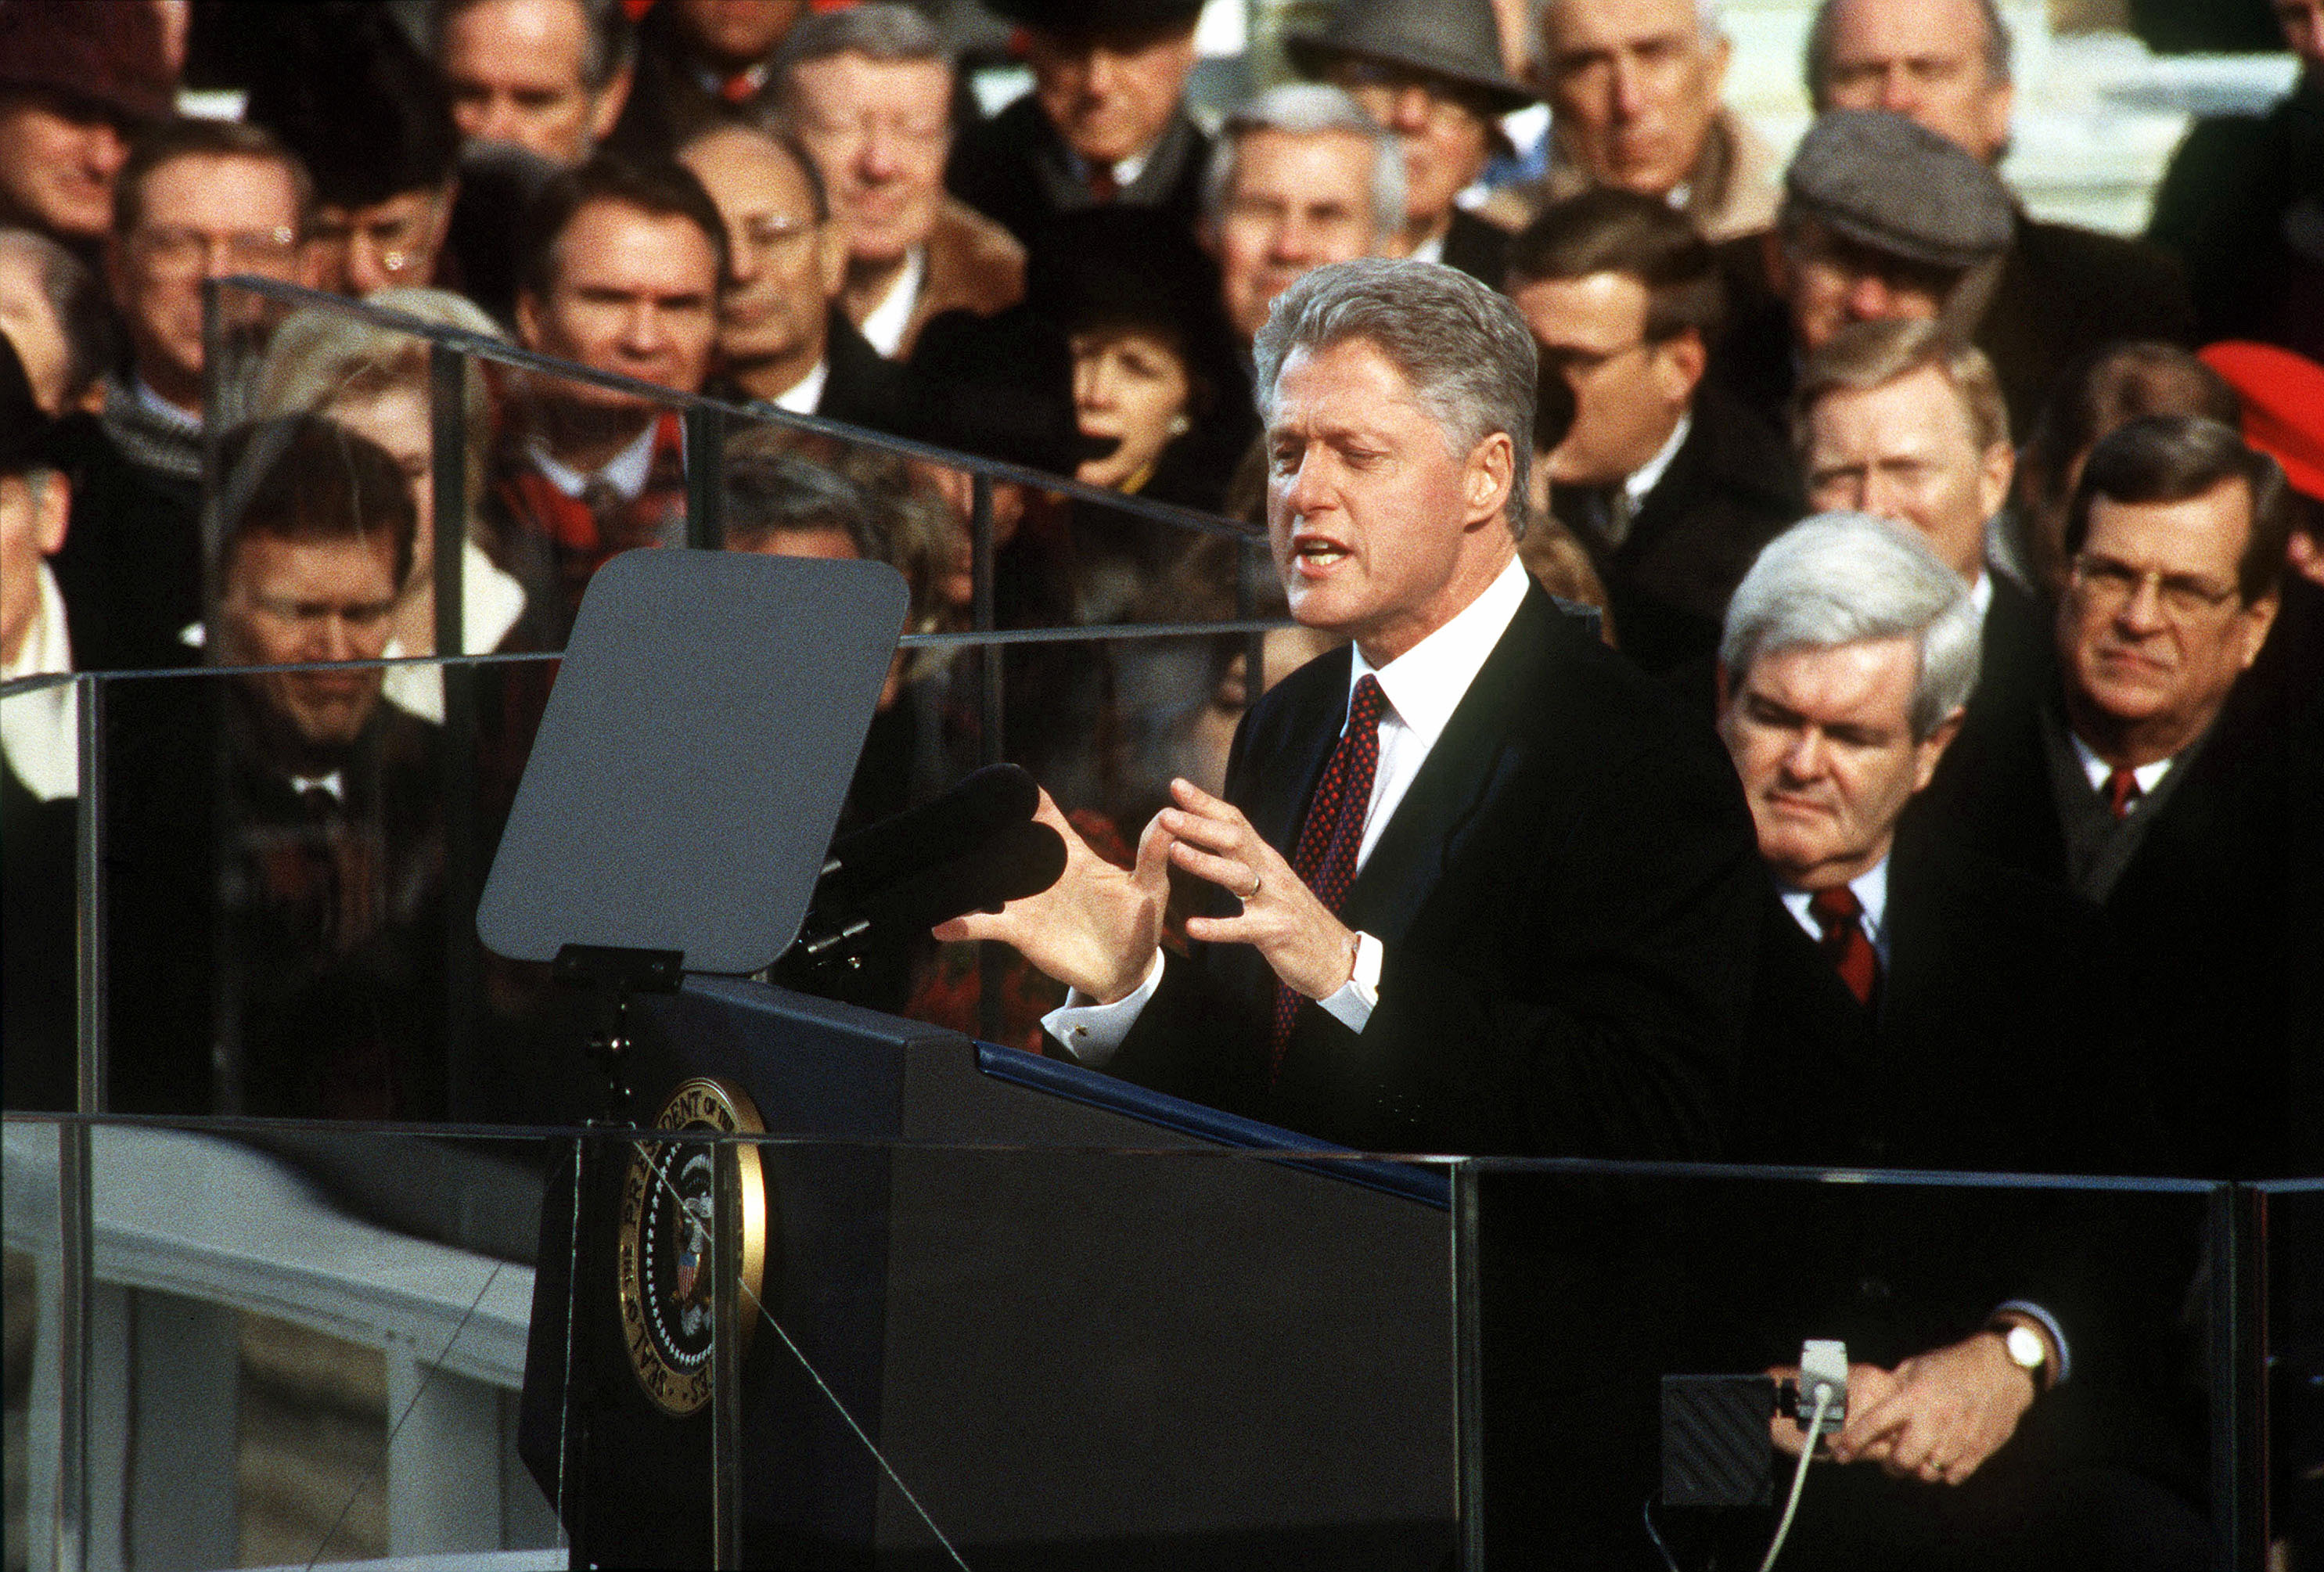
(1926, 415, 2302, 1177)
(1714, 513, 2205, 1570)
(940, 257, 1763, 1158)
(1506, 187, 1801, 676)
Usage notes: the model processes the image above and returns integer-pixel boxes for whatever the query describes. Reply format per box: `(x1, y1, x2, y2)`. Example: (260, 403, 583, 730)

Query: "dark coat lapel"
(1244, 645, 1350, 858)
(1343, 585, 1556, 951)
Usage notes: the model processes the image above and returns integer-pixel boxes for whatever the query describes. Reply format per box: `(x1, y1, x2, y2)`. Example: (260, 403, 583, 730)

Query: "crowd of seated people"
(0, 0, 2316, 1172)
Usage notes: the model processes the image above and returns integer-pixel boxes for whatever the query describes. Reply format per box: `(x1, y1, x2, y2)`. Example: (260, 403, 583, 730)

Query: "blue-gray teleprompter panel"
(477, 549, 908, 976)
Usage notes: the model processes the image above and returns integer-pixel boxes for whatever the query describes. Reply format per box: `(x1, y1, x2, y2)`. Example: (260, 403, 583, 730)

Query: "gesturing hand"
(1829, 1333, 2038, 1484)
(1768, 1362, 1897, 1461)
(932, 788, 1171, 1004)
(1159, 777, 1359, 1002)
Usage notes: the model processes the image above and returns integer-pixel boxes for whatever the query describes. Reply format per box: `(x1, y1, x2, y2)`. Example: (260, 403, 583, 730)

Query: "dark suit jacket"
(947, 95, 1211, 250)
(816, 307, 911, 433)
(47, 411, 203, 672)
(2146, 81, 2324, 360)
(1734, 818, 2147, 1175)
(1561, 380, 1803, 678)
(1921, 656, 2303, 1177)
(1438, 206, 1513, 286)
(1095, 581, 1765, 1157)
(1979, 211, 2197, 441)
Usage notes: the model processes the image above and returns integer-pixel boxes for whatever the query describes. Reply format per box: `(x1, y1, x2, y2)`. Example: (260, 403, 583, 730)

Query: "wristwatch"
(1995, 1321, 2050, 1388)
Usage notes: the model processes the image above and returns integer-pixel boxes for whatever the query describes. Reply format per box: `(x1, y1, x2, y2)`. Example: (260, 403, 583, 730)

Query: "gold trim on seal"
(616, 1077, 770, 1416)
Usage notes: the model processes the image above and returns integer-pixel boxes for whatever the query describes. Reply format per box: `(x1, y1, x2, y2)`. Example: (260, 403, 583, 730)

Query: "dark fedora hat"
(985, 0, 1206, 38)
(0, 0, 174, 124)
(1286, 0, 1535, 117)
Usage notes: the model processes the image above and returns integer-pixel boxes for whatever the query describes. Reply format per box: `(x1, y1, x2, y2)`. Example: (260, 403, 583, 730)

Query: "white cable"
(1757, 1383, 1832, 1572)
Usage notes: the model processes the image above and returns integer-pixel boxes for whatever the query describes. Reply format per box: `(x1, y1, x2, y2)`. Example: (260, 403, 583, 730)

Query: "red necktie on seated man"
(2104, 766, 2142, 820)
(1808, 883, 1880, 1009)
(1268, 674, 1387, 1078)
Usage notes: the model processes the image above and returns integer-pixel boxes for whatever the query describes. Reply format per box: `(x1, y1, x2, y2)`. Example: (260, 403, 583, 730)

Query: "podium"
(515, 978, 1457, 1568)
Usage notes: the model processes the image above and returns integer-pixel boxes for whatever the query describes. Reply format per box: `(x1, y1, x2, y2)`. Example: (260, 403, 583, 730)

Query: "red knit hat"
(0, 0, 174, 125)
(2198, 340, 2324, 503)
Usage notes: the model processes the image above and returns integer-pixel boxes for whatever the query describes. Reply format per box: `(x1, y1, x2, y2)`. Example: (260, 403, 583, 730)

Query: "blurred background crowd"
(0, 0, 2316, 1158)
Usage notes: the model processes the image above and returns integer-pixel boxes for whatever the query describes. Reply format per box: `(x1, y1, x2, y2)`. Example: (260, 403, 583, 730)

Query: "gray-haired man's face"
(1208, 129, 1382, 344)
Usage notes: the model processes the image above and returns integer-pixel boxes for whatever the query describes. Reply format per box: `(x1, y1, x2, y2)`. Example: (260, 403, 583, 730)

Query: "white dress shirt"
(1048, 556, 1534, 1063)
(768, 359, 829, 416)
(1624, 412, 1690, 514)
(528, 419, 660, 502)
(2069, 732, 2174, 800)
(858, 246, 926, 358)
(2, 562, 77, 800)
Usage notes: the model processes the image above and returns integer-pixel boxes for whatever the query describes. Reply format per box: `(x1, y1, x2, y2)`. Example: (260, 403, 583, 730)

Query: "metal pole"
(711, 1139, 744, 1566)
(970, 474, 1004, 1043)
(1453, 1163, 1484, 1572)
(430, 344, 481, 1119)
(685, 405, 726, 551)
(56, 674, 104, 1572)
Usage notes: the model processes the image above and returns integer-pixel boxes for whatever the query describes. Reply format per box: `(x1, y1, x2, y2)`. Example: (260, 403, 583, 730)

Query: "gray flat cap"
(1784, 110, 2014, 271)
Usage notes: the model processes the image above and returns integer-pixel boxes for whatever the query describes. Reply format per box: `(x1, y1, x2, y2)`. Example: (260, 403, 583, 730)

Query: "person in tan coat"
(1530, 0, 1779, 244)
(775, 4, 1022, 360)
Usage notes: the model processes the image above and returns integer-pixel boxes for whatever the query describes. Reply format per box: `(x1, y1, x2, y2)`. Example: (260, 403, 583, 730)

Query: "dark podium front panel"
(520, 979, 1455, 1568)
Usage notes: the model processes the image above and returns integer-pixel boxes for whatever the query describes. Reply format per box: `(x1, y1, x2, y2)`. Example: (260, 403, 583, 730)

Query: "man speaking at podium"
(942, 259, 1762, 1157)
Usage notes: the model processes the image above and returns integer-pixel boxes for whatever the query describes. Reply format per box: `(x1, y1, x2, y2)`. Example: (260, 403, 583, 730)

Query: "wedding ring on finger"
(1243, 873, 1262, 901)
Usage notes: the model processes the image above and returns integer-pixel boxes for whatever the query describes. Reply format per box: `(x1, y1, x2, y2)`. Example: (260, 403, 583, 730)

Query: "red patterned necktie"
(1268, 674, 1387, 1079)
(1086, 160, 1118, 202)
(1808, 884, 1880, 1008)
(2104, 767, 2142, 820)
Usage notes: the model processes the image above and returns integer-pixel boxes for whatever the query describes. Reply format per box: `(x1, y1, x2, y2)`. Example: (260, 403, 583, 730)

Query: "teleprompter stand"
(479, 548, 906, 1566)
(498, 551, 1460, 1570)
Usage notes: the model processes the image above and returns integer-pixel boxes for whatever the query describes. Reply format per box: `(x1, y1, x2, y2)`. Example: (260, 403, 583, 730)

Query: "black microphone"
(817, 763, 1040, 903)
(794, 765, 1064, 959)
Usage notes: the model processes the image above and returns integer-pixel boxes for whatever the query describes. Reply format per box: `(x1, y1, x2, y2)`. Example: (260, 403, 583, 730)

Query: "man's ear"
(1976, 439, 2015, 527)
(1911, 707, 1966, 792)
(1704, 30, 1732, 99)
(2232, 590, 2280, 671)
(1714, 659, 1731, 714)
(587, 63, 635, 146)
(1657, 326, 1707, 402)
(1761, 225, 1790, 299)
(33, 468, 70, 556)
(514, 288, 545, 351)
(815, 218, 847, 300)
(1466, 430, 1515, 525)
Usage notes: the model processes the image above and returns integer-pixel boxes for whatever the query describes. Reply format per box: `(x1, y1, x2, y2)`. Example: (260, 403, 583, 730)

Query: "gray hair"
(1804, 0, 2012, 101)
(1538, 0, 1725, 44)
(0, 226, 109, 410)
(1202, 84, 1405, 248)
(1721, 512, 1981, 739)
(772, 2, 950, 88)
(1253, 257, 1538, 534)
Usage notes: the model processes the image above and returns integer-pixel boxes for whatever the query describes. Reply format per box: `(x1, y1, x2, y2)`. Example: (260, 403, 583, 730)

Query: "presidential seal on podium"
(617, 1077, 770, 1416)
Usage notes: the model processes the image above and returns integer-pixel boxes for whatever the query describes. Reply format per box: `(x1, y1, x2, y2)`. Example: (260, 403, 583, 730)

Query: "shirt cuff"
(1041, 950, 1165, 1066)
(1315, 932, 1382, 1034)
(1991, 1300, 2071, 1386)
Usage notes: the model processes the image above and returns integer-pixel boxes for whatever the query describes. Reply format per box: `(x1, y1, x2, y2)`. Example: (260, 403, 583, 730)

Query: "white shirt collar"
(528, 418, 660, 502)
(289, 769, 345, 802)
(1, 562, 78, 800)
(1067, 143, 1153, 189)
(1348, 555, 1531, 749)
(2069, 731, 2174, 797)
(769, 358, 829, 415)
(1779, 854, 1890, 957)
(1624, 411, 1691, 512)
(1409, 229, 1446, 266)
(858, 246, 926, 358)
(1966, 567, 1995, 624)
(133, 372, 202, 431)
